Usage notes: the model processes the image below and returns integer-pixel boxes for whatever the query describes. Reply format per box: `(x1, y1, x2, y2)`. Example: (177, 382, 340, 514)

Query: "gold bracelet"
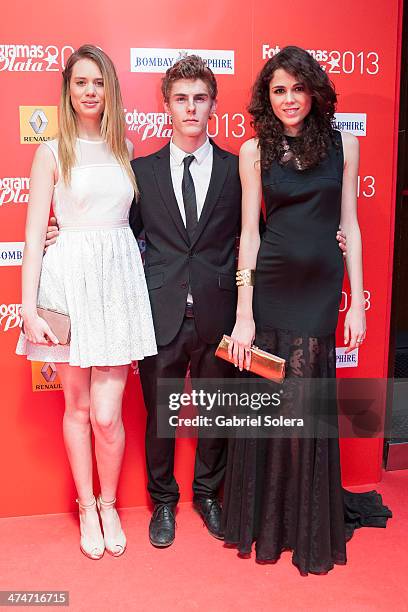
(236, 268, 255, 287)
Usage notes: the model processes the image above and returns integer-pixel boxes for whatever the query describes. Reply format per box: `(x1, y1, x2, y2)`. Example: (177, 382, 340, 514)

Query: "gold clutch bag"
(215, 334, 285, 383)
(23, 306, 71, 345)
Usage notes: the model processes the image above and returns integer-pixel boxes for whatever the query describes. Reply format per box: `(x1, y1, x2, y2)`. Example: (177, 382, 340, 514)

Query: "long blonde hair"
(58, 44, 137, 194)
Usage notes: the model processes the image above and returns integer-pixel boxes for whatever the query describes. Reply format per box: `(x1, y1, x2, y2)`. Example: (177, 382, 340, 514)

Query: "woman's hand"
(22, 312, 59, 345)
(344, 304, 366, 353)
(228, 316, 255, 371)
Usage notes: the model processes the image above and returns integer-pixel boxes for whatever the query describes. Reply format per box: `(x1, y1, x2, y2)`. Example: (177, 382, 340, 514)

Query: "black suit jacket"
(130, 140, 241, 347)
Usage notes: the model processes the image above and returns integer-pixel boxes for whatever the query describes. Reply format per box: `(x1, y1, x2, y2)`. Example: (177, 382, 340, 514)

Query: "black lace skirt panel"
(222, 328, 392, 575)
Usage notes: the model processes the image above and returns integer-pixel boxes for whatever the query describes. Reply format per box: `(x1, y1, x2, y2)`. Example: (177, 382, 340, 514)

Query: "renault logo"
(41, 362, 58, 383)
(29, 109, 49, 134)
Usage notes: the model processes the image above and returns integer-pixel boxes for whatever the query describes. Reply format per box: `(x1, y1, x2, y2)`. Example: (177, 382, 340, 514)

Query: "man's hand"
(45, 216, 59, 250)
(337, 226, 347, 256)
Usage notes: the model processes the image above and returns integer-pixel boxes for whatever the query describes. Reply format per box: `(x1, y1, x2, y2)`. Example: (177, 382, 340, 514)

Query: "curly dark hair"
(161, 55, 218, 102)
(249, 46, 337, 170)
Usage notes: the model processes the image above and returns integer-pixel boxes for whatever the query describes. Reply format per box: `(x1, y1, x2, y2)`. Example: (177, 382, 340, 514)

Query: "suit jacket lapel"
(153, 144, 189, 246)
(190, 143, 229, 248)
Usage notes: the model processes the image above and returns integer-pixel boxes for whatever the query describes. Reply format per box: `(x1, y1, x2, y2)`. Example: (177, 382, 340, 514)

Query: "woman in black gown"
(224, 46, 391, 575)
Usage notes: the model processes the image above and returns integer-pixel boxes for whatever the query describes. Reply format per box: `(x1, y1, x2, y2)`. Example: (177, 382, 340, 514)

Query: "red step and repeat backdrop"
(0, 0, 402, 516)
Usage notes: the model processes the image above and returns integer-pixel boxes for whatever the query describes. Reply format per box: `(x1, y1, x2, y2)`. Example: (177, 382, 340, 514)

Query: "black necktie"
(182, 155, 198, 242)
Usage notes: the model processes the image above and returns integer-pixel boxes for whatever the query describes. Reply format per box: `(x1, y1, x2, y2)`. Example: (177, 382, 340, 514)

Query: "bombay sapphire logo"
(130, 48, 234, 75)
(0, 242, 25, 267)
(336, 347, 359, 368)
(333, 113, 367, 137)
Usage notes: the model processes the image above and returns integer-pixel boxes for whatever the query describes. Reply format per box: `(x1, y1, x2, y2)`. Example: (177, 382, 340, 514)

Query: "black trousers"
(139, 316, 234, 505)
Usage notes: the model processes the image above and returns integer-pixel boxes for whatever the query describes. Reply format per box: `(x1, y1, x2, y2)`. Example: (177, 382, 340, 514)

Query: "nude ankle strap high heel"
(76, 496, 105, 560)
(97, 495, 127, 557)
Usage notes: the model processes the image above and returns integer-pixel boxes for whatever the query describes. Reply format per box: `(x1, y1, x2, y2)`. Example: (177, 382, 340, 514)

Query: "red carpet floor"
(1, 470, 407, 612)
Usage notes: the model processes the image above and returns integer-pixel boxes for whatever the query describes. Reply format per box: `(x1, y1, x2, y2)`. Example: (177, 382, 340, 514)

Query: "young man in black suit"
(130, 56, 240, 547)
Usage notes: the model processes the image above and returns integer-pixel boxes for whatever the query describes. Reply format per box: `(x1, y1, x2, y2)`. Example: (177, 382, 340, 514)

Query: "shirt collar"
(170, 137, 211, 166)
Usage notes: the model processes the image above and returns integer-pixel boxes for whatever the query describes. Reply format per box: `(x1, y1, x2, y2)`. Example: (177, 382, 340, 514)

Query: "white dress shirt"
(170, 137, 213, 305)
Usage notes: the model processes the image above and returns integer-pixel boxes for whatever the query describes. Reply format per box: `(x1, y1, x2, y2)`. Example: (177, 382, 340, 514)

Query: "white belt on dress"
(59, 219, 130, 231)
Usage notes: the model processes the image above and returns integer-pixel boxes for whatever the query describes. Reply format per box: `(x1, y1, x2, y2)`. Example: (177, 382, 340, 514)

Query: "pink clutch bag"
(23, 306, 71, 345)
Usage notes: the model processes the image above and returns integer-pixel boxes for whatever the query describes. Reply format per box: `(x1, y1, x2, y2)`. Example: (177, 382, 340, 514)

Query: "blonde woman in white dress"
(16, 45, 157, 559)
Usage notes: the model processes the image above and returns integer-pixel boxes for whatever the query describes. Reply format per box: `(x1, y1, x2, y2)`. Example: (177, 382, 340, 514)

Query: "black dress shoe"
(193, 497, 224, 540)
(149, 504, 176, 547)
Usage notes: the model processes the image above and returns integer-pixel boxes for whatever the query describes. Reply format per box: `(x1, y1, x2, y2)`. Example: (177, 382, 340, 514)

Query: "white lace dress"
(16, 138, 157, 368)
